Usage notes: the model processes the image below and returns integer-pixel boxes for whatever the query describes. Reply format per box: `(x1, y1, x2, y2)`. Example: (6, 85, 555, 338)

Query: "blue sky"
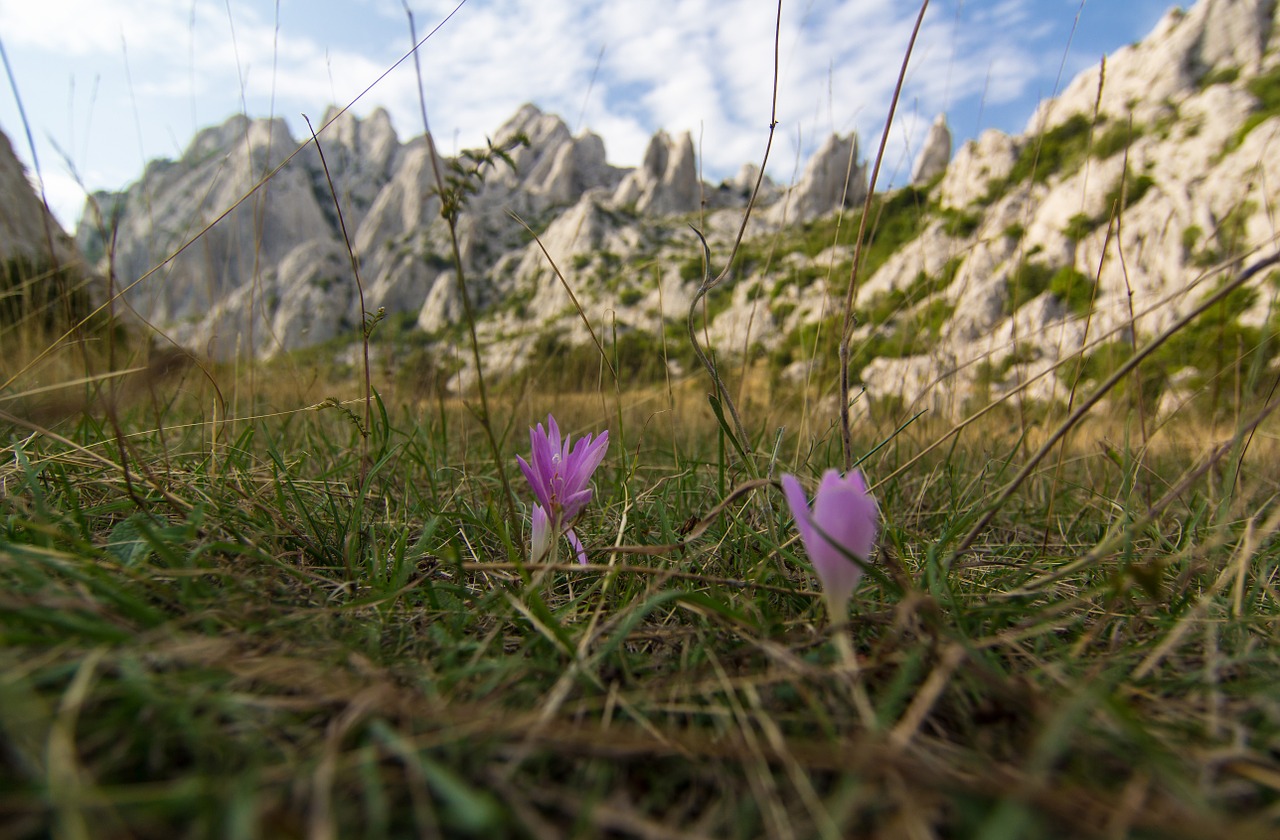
(0, 0, 1176, 229)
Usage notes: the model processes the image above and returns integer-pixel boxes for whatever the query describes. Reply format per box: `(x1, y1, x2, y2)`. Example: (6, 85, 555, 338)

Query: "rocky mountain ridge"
(0, 130, 89, 333)
(70, 0, 1280, 416)
(75, 95, 881, 365)
(0, 133, 80, 271)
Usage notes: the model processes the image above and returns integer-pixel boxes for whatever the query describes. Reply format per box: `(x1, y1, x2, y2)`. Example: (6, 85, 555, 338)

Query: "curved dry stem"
(509, 211, 617, 384)
(682, 1, 784, 474)
(404, 2, 515, 520)
(303, 116, 374, 476)
(686, 227, 754, 470)
(838, 0, 931, 472)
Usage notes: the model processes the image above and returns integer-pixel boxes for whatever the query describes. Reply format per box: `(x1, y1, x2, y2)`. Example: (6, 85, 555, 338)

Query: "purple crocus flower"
(781, 469, 879, 620)
(516, 414, 609, 564)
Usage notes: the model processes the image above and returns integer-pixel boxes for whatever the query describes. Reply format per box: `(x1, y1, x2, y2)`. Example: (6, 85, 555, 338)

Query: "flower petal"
(812, 469, 878, 564)
(518, 415, 608, 561)
(530, 422, 554, 479)
(516, 454, 549, 511)
(561, 488, 594, 522)
(780, 474, 818, 550)
(563, 430, 609, 493)
(782, 471, 878, 621)
(531, 504, 553, 562)
(565, 527, 589, 565)
(544, 415, 563, 460)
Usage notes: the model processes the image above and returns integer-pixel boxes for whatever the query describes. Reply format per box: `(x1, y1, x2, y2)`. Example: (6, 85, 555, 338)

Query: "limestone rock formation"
(484, 104, 621, 208)
(611, 130, 701, 215)
(0, 129, 81, 270)
(938, 128, 1019, 209)
(80, 114, 335, 330)
(73, 0, 1280, 413)
(716, 163, 780, 207)
(911, 114, 952, 186)
(1029, 0, 1278, 133)
(847, 0, 1280, 415)
(771, 132, 868, 222)
(172, 238, 358, 359)
(307, 106, 402, 232)
(81, 103, 633, 359)
(480, 104, 624, 212)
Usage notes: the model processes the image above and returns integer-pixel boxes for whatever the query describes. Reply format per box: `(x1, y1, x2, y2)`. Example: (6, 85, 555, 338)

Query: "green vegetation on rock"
(1071, 282, 1277, 407)
(1223, 64, 1280, 152)
(1003, 259, 1057, 316)
(1091, 119, 1144, 160)
(1048, 265, 1097, 317)
(983, 114, 1096, 202)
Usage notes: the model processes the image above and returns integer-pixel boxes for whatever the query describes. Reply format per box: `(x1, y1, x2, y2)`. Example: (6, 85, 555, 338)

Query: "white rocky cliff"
(855, 0, 1280, 415)
(912, 115, 952, 186)
(78, 99, 867, 363)
(1, 128, 90, 332)
(73, 0, 1280, 416)
(1, 131, 81, 271)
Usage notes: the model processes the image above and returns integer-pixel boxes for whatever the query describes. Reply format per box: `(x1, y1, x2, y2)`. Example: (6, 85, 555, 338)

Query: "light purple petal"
(815, 469, 847, 500)
(561, 488, 594, 522)
(782, 470, 878, 619)
(780, 474, 818, 550)
(812, 470, 878, 565)
(565, 528, 589, 565)
(562, 431, 608, 492)
(530, 422, 555, 483)
(544, 415, 563, 460)
(516, 454, 549, 511)
(518, 415, 608, 551)
(531, 504, 552, 562)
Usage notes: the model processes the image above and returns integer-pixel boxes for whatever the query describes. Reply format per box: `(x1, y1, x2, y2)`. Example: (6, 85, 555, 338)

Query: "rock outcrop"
(854, 0, 1280, 414)
(1029, 0, 1278, 133)
(79, 114, 334, 335)
(72, 0, 1280, 415)
(611, 130, 700, 215)
(938, 129, 1019, 209)
(82, 104, 631, 358)
(911, 114, 952, 186)
(771, 132, 868, 222)
(0, 130, 81, 271)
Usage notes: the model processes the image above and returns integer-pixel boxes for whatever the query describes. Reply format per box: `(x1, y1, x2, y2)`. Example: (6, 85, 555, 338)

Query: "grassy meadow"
(4, 273, 1280, 838)
(4, 13, 1280, 840)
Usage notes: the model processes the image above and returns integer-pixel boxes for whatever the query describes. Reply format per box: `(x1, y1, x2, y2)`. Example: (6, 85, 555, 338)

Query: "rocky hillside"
(76, 0, 1280, 415)
(858, 0, 1280, 416)
(1, 130, 91, 332)
(75, 97, 875, 363)
(0, 133, 79, 268)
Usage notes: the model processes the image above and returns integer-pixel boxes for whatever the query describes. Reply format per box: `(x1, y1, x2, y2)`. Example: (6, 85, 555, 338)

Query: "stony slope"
(0, 130, 89, 330)
(75, 95, 874, 365)
(858, 0, 1280, 416)
(0, 133, 80, 270)
(74, 0, 1280, 415)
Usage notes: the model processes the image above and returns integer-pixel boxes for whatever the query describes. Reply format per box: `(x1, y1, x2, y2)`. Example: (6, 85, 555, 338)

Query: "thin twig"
(509, 211, 617, 382)
(839, 0, 931, 472)
(303, 115, 374, 476)
(684, 0, 785, 470)
(403, 1, 516, 521)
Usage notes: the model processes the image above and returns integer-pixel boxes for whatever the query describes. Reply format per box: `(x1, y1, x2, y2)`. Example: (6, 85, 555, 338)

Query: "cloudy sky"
(1, 0, 1174, 229)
